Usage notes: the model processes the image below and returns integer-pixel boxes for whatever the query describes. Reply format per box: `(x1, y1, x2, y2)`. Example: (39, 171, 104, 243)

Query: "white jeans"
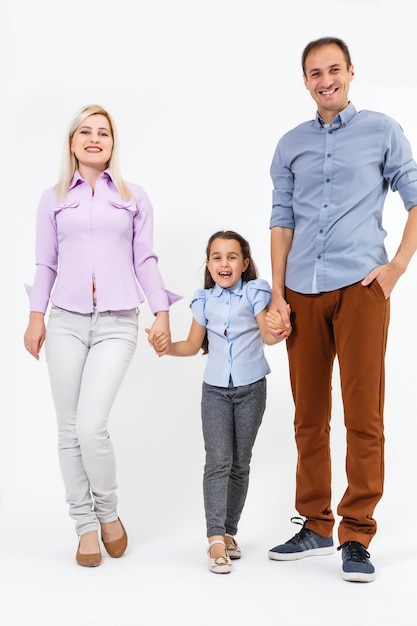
(45, 306, 138, 536)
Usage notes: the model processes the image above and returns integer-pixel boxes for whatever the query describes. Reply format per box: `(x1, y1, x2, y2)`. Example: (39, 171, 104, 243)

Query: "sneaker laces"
(337, 541, 370, 562)
(285, 516, 311, 544)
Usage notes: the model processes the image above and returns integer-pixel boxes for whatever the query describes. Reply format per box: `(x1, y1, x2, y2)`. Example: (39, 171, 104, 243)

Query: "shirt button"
(325, 178, 330, 182)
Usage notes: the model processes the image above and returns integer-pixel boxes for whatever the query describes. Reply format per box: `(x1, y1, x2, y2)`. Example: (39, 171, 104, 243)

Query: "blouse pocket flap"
(53, 200, 80, 212)
(109, 200, 137, 212)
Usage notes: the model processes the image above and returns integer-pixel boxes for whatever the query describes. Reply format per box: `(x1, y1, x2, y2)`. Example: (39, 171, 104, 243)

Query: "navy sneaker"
(338, 541, 376, 582)
(268, 517, 335, 561)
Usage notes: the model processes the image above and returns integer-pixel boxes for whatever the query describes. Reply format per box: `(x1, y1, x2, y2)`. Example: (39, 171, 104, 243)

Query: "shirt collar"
(68, 168, 114, 191)
(314, 101, 357, 130)
(212, 278, 244, 297)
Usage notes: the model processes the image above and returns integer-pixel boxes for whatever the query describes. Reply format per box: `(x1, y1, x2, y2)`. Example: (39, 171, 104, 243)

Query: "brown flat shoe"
(101, 518, 128, 558)
(76, 544, 102, 567)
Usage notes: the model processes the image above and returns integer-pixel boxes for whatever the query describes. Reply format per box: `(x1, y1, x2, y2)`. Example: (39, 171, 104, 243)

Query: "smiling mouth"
(319, 87, 338, 96)
(219, 272, 232, 277)
(85, 147, 102, 152)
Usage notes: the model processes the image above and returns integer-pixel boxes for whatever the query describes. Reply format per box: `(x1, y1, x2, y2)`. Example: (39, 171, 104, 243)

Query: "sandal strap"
(225, 536, 238, 548)
(207, 540, 226, 551)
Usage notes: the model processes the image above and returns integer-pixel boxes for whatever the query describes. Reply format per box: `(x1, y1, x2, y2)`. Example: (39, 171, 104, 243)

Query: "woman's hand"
(145, 310, 171, 356)
(23, 312, 46, 360)
(145, 329, 170, 355)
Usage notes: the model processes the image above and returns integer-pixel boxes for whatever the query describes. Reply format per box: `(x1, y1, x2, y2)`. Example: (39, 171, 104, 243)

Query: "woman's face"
(70, 114, 113, 171)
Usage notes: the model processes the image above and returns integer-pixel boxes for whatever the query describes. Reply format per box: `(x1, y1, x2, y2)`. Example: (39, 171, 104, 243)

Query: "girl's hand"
(145, 311, 171, 356)
(266, 305, 292, 336)
(145, 329, 170, 355)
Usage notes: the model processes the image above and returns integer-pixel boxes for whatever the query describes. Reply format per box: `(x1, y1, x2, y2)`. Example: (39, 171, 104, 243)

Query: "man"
(267, 37, 417, 582)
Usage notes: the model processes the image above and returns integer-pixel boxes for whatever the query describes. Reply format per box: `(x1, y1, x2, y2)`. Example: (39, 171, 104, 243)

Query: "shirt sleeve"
(246, 279, 271, 316)
(190, 289, 208, 327)
(383, 116, 417, 210)
(25, 187, 59, 313)
(132, 188, 182, 313)
(270, 135, 296, 230)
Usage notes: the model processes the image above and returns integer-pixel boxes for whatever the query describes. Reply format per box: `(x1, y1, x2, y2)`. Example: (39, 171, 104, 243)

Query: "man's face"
(303, 43, 354, 123)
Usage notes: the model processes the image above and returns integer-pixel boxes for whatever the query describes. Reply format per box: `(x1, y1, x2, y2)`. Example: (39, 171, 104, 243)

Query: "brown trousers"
(285, 280, 390, 547)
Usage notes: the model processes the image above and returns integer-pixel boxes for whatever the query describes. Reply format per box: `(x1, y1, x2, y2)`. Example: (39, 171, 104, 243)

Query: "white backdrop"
(4, 1, 417, 624)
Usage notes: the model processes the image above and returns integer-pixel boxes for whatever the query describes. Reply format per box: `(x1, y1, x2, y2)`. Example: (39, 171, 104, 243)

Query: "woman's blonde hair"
(56, 104, 132, 200)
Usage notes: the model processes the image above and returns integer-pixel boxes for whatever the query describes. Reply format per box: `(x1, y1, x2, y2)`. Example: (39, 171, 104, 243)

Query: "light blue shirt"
(270, 102, 417, 294)
(190, 278, 271, 387)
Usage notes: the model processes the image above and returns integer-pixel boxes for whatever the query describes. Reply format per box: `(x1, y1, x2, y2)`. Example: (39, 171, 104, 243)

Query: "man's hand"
(266, 303, 292, 337)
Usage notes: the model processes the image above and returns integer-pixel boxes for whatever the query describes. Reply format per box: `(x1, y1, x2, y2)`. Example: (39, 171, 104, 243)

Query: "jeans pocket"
(49, 304, 65, 319)
(109, 308, 139, 327)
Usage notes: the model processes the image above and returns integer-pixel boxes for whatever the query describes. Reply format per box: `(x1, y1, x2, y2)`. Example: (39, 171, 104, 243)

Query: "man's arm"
(270, 226, 294, 328)
(362, 205, 417, 297)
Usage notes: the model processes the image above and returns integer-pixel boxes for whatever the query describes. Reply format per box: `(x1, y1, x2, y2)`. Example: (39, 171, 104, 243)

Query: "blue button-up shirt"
(270, 102, 417, 294)
(190, 278, 271, 387)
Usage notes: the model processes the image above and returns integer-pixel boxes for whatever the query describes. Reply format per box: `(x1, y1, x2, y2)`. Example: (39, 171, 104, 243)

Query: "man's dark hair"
(302, 37, 352, 76)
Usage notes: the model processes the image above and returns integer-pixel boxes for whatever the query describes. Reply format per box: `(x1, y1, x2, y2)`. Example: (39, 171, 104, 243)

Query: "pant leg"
(285, 288, 337, 538)
(45, 307, 138, 536)
(335, 280, 389, 547)
(45, 307, 94, 534)
(76, 309, 138, 526)
(201, 382, 235, 537)
(225, 377, 266, 536)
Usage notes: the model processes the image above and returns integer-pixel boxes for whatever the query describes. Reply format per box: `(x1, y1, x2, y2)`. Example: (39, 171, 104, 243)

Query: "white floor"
(1, 493, 416, 626)
(1, 529, 415, 626)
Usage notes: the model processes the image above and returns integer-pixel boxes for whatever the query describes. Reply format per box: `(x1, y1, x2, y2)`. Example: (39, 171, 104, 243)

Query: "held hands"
(145, 329, 170, 356)
(145, 310, 171, 357)
(266, 304, 292, 338)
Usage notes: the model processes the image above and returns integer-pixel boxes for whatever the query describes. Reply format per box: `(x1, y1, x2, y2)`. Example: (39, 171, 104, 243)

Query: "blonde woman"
(24, 104, 180, 567)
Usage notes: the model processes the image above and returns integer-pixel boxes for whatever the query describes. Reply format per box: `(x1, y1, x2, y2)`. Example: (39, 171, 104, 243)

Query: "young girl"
(150, 230, 290, 574)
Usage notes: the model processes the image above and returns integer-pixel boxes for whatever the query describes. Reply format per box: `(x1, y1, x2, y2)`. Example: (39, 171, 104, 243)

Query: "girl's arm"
(256, 306, 291, 345)
(146, 318, 206, 356)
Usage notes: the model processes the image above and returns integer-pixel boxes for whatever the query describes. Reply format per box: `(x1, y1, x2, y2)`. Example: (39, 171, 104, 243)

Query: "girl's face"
(70, 114, 113, 172)
(206, 238, 249, 289)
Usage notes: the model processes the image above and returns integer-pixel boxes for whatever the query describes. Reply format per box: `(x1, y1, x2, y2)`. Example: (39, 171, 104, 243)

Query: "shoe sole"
(209, 566, 232, 574)
(342, 571, 375, 583)
(268, 546, 335, 561)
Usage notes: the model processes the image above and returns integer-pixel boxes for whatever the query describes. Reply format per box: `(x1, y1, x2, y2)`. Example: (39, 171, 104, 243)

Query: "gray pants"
(201, 377, 266, 537)
(45, 306, 138, 536)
